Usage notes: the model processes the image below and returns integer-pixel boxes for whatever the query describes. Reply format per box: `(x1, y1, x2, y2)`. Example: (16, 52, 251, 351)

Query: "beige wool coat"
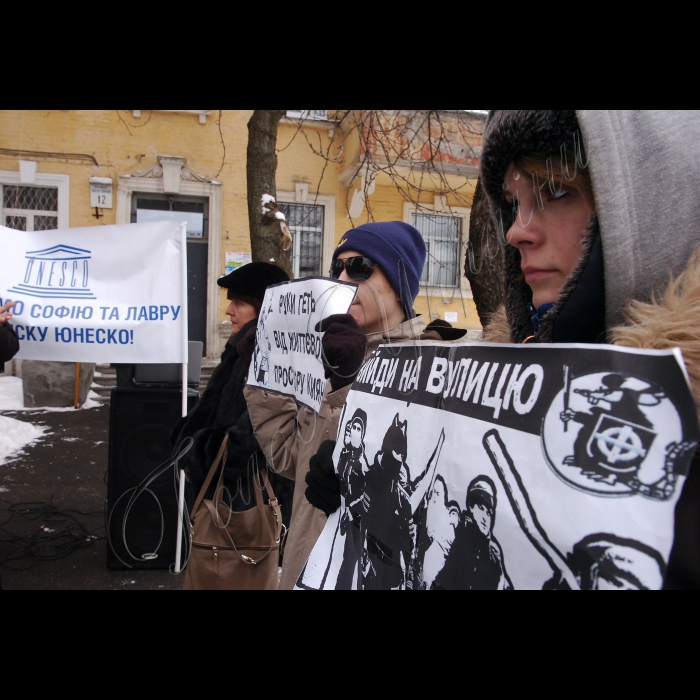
(244, 315, 427, 590)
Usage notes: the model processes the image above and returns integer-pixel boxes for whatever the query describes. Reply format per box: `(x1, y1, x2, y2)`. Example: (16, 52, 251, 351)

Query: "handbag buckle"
(241, 554, 257, 565)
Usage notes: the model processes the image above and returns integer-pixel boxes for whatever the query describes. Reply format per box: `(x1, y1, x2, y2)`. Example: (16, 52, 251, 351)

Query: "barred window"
(412, 213, 461, 287)
(2, 185, 58, 231)
(278, 202, 324, 279)
(286, 110, 328, 121)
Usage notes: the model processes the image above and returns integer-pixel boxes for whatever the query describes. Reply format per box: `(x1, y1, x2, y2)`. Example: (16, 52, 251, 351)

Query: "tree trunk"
(465, 177, 505, 326)
(246, 110, 292, 276)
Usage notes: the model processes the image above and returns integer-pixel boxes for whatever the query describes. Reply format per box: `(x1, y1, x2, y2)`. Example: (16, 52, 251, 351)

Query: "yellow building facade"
(0, 110, 484, 359)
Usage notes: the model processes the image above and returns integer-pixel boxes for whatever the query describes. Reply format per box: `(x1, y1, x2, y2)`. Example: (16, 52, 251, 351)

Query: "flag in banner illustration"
(297, 342, 699, 590)
(246, 277, 357, 413)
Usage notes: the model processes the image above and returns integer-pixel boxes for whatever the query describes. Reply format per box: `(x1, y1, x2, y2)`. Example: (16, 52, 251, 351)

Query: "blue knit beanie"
(332, 221, 426, 315)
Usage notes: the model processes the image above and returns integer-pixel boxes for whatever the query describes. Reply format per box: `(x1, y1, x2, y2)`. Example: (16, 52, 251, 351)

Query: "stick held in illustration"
(484, 428, 580, 590)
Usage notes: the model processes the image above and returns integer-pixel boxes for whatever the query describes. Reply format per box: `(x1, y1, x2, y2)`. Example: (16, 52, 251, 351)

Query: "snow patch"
(82, 390, 103, 409)
(0, 376, 24, 410)
(261, 193, 276, 216)
(1, 378, 102, 412)
(0, 414, 46, 466)
(274, 211, 286, 221)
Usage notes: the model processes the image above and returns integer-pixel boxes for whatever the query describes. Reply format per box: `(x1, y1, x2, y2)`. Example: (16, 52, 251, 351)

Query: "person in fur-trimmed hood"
(479, 110, 700, 589)
(172, 262, 294, 535)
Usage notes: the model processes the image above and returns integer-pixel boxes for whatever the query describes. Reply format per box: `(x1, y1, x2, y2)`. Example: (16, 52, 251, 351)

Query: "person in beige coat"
(478, 110, 700, 588)
(244, 221, 439, 589)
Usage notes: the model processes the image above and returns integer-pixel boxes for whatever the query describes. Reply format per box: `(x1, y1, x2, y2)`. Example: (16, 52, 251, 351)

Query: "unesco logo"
(8, 244, 96, 300)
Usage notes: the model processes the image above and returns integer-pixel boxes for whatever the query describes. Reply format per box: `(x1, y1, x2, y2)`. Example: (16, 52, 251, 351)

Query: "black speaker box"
(106, 388, 198, 570)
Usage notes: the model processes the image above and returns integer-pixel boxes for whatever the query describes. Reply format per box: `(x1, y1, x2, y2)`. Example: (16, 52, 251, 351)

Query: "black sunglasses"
(330, 256, 377, 281)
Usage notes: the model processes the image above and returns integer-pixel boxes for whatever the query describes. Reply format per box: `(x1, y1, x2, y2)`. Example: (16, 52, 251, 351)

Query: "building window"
(278, 202, 324, 278)
(2, 185, 58, 231)
(286, 110, 328, 121)
(412, 213, 461, 287)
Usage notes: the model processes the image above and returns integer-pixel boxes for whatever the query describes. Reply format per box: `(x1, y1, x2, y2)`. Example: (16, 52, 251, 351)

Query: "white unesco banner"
(297, 342, 699, 590)
(0, 221, 188, 363)
(247, 277, 357, 413)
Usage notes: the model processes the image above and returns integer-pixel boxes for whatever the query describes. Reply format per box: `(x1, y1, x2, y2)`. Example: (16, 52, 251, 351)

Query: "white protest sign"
(247, 277, 357, 412)
(0, 221, 188, 363)
(297, 342, 699, 590)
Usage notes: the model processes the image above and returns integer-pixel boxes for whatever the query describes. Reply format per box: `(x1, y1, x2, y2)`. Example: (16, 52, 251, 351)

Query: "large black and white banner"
(297, 342, 699, 590)
(247, 277, 357, 413)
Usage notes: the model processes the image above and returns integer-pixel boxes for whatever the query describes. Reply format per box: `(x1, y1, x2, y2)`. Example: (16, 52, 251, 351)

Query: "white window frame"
(403, 201, 472, 297)
(0, 170, 70, 230)
(277, 191, 335, 278)
(285, 110, 328, 121)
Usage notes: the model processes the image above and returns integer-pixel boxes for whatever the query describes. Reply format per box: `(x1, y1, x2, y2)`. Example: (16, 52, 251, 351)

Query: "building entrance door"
(132, 194, 208, 355)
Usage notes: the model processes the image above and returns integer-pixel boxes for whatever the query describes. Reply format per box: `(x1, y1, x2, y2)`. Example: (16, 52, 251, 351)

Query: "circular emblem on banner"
(542, 371, 689, 500)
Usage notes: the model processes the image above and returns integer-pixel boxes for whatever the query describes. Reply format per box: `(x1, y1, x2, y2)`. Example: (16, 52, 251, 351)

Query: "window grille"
(286, 110, 328, 121)
(2, 185, 59, 232)
(412, 213, 461, 287)
(278, 202, 324, 278)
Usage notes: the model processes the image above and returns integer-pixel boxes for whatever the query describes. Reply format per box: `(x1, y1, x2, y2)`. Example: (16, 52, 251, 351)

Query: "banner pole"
(73, 362, 81, 409)
(175, 362, 188, 574)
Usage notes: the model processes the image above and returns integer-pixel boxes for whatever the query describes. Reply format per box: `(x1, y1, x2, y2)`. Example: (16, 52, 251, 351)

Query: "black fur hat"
(217, 261, 289, 302)
(480, 110, 584, 233)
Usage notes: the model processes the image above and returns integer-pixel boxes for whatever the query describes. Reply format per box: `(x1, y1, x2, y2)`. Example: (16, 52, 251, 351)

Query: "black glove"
(238, 325, 257, 365)
(305, 440, 340, 516)
(315, 314, 366, 392)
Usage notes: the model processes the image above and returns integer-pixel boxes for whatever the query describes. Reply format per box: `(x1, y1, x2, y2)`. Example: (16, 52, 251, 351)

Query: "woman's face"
(503, 163, 593, 308)
(226, 297, 257, 334)
(335, 250, 404, 334)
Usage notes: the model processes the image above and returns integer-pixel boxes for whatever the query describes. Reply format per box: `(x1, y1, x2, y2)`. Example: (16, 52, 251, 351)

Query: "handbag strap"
(258, 468, 283, 545)
(200, 467, 285, 567)
(192, 434, 229, 518)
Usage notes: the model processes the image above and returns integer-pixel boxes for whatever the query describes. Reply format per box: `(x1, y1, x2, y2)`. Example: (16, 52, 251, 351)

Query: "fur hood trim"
(611, 244, 700, 416)
(481, 110, 582, 234)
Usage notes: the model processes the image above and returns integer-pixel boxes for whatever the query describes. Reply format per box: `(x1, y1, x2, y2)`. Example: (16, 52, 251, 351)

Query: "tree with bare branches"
(246, 109, 504, 318)
(246, 110, 293, 276)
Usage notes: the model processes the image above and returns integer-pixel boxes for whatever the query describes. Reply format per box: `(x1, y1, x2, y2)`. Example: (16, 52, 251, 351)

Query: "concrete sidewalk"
(0, 401, 183, 590)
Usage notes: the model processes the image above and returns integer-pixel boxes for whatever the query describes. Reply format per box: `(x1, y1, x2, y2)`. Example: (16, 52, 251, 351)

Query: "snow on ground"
(0, 376, 24, 410)
(0, 376, 103, 412)
(0, 414, 47, 466)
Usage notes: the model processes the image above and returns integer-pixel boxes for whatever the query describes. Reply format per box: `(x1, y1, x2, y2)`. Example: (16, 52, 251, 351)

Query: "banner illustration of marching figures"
(247, 277, 357, 413)
(0, 221, 188, 363)
(297, 342, 699, 590)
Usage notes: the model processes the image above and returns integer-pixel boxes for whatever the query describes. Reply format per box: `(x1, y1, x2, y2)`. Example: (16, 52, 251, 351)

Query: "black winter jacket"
(172, 319, 293, 526)
(0, 323, 19, 371)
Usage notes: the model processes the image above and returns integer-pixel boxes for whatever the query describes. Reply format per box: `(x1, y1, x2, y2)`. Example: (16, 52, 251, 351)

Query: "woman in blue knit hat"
(244, 220, 439, 590)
